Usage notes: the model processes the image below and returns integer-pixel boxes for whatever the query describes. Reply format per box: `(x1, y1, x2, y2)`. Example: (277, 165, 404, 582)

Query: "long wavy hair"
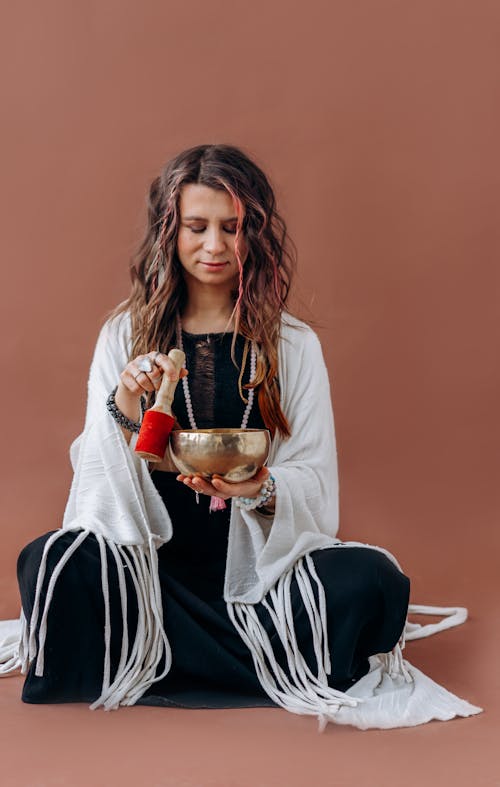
(112, 143, 298, 438)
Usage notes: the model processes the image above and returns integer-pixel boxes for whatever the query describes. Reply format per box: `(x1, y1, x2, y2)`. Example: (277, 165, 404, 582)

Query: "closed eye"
(189, 227, 237, 234)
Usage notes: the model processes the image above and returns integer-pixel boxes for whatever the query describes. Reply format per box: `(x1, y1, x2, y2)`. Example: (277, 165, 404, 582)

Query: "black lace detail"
(171, 331, 266, 431)
(186, 333, 215, 426)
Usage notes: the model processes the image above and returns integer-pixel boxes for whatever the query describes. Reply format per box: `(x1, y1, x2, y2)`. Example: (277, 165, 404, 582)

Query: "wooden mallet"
(134, 348, 185, 462)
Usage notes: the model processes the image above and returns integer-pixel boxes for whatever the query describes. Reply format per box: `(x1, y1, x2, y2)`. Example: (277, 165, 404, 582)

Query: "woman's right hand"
(119, 351, 188, 398)
(114, 351, 187, 444)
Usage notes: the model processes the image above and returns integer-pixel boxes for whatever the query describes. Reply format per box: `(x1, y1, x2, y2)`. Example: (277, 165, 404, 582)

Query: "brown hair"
(112, 143, 298, 438)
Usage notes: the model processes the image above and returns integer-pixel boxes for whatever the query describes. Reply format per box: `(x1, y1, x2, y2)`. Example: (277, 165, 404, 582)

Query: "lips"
(199, 261, 229, 268)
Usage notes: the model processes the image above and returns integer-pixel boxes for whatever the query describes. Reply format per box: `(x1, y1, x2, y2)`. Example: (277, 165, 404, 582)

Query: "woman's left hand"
(176, 467, 270, 501)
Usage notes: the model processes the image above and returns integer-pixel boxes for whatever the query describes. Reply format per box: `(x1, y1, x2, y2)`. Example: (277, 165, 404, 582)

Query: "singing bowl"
(168, 428, 271, 482)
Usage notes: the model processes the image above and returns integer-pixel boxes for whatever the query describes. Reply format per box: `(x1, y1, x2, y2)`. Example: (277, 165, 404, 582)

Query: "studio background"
(0, 1, 498, 784)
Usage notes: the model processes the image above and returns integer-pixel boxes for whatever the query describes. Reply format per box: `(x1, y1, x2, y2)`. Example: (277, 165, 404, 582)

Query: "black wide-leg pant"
(17, 522, 410, 708)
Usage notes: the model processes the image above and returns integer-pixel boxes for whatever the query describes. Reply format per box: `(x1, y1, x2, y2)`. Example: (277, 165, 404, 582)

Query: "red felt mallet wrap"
(135, 410, 175, 459)
(134, 347, 185, 462)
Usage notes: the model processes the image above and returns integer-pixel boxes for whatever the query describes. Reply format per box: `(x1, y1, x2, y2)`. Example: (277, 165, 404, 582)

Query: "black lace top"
(170, 330, 267, 431)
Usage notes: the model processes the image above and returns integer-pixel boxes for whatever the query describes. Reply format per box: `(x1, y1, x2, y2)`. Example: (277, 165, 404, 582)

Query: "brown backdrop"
(0, 1, 498, 783)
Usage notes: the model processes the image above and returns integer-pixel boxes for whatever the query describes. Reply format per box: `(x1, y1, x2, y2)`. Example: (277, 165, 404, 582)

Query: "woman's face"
(176, 183, 248, 290)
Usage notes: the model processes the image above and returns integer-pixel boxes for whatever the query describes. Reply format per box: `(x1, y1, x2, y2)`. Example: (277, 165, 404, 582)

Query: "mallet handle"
(153, 348, 185, 414)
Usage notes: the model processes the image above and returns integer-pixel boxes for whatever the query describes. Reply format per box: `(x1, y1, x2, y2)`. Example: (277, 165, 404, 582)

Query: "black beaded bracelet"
(106, 386, 147, 433)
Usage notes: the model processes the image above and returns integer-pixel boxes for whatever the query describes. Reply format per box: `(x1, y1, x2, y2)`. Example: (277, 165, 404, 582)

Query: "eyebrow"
(182, 215, 238, 222)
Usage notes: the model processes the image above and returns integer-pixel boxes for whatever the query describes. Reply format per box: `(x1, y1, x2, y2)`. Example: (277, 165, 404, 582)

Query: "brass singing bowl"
(168, 428, 271, 482)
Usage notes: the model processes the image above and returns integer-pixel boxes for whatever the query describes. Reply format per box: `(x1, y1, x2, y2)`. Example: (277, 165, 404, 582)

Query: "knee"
(16, 530, 91, 587)
(17, 531, 59, 584)
(310, 546, 376, 591)
(309, 546, 409, 604)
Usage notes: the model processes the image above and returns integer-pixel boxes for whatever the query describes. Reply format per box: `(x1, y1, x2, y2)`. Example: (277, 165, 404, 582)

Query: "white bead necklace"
(175, 315, 257, 508)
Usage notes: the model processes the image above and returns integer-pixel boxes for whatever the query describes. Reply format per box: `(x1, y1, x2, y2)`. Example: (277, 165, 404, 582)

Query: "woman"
(8, 144, 480, 729)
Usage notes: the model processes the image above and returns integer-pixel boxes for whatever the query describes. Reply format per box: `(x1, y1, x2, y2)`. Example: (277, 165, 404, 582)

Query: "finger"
(146, 354, 163, 382)
(189, 475, 228, 499)
(151, 350, 163, 368)
(153, 353, 189, 381)
(138, 356, 164, 392)
(212, 467, 268, 483)
(211, 467, 269, 496)
(191, 476, 220, 496)
(182, 477, 219, 497)
(211, 477, 261, 499)
(130, 369, 156, 393)
(120, 368, 153, 395)
(148, 369, 163, 391)
(147, 353, 163, 375)
(252, 467, 270, 483)
(212, 467, 268, 482)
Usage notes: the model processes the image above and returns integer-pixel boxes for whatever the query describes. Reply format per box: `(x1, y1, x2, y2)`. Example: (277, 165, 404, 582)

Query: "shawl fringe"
(405, 604, 468, 640)
(227, 553, 363, 732)
(227, 552, 482, 731)
(5, 528, 172, 711)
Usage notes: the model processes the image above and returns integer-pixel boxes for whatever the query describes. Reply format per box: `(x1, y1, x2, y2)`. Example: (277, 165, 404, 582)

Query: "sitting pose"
(3, 144, 481, 729)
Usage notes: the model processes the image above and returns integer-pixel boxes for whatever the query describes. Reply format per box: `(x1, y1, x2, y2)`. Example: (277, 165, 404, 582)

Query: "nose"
(203, 226, 227, 256)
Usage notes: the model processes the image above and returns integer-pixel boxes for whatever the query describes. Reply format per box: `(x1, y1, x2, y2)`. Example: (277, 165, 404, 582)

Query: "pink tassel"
(209, 495, 227, 512)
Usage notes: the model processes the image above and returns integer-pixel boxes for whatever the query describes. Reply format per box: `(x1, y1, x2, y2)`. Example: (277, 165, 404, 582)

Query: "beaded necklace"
(175, 315, 257, 511)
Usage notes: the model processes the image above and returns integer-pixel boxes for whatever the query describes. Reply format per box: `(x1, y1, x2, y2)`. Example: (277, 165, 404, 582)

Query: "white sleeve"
(61, 313, 172, 546)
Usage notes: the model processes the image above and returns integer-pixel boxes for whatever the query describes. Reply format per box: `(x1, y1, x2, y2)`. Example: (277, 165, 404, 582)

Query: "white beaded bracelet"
(233, 474, 276, 512)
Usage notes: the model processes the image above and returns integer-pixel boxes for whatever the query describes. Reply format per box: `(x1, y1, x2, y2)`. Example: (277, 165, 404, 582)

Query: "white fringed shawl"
(0, 311, 482, 728)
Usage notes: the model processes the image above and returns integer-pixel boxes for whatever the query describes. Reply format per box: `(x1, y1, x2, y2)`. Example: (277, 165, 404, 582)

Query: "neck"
(181, 280, 236, 333)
